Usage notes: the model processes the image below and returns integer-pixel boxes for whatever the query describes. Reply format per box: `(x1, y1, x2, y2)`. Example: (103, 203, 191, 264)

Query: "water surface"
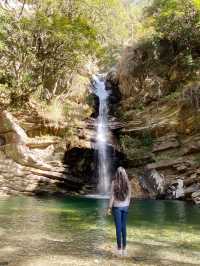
(0, 196, 200, 266)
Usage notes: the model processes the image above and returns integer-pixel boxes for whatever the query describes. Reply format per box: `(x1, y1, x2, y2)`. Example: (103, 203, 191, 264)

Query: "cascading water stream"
(92, 75, 111, 195)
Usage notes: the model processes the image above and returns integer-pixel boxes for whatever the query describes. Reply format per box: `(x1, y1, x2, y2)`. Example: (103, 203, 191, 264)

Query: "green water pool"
(0, 196, 199, 266)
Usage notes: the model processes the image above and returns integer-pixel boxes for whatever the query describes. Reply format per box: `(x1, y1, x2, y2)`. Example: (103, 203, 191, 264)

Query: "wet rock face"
(105, 70, 121, 117)
(105, 70, 121, 104)
(90, 93, 99, 118)
(64, 147, 96, 186)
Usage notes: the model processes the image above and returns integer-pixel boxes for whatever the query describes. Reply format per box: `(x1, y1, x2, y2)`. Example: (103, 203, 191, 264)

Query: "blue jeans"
(112, 206, 128, 249)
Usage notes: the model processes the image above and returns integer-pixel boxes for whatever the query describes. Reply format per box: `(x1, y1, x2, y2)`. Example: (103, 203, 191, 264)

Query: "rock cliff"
(108, 42, 200, 204)
(0, 109, 93, 196)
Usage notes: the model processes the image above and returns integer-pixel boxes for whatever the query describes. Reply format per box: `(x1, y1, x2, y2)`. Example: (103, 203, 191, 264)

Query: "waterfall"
(92, 75, 111, 195)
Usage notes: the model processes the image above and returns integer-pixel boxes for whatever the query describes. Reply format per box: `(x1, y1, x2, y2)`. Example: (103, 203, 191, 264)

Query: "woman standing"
(107, 166, 131, 256)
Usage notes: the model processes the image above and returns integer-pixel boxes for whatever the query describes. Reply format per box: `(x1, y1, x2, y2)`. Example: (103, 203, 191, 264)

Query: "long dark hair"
(113, 167, 129, 201)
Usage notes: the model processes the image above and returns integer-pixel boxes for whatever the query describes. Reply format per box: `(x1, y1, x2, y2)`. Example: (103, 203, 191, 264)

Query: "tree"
(0, 0, 140, 106)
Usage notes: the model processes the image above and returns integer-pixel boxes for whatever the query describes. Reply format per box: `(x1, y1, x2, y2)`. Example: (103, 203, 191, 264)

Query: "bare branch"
(18, 0, 26, 18)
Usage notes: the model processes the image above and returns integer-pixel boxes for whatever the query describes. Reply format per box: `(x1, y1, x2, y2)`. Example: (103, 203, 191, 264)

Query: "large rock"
(139, 168, 165, 198)
(165, 179, 184, 199)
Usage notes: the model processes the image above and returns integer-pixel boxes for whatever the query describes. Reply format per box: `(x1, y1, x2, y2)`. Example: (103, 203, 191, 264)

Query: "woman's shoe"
(114, 248, 122, 256)
(122, 249, 128, 257)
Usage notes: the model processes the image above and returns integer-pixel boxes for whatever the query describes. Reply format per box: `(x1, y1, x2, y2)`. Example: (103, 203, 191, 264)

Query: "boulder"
(139, 168, 165, 197)
(165, 179, 184, 199)
(192, 190, 200, 204)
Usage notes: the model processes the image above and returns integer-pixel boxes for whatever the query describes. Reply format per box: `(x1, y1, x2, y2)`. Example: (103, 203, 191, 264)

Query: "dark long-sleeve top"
(108, 180, 131, 208)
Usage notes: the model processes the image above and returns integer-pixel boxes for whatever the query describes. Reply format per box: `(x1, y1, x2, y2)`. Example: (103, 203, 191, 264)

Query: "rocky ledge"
(0, 110, 87, 196)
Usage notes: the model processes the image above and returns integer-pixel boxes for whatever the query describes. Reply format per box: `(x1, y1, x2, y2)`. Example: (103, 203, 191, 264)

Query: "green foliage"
(154, 153, 173, 162)
(118, 0, 200, 102)
(85, 94, 95, 107)
(135, 103, 145, 111)
(164, 90, 181, 101)
(193, 0, 200, 9)
(119, 134, 152, 160)
(146, 0, 200, 51)
(194, 152, 200, 164)
(141, 129, 153, 147)
(0, 0, 139, 107)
